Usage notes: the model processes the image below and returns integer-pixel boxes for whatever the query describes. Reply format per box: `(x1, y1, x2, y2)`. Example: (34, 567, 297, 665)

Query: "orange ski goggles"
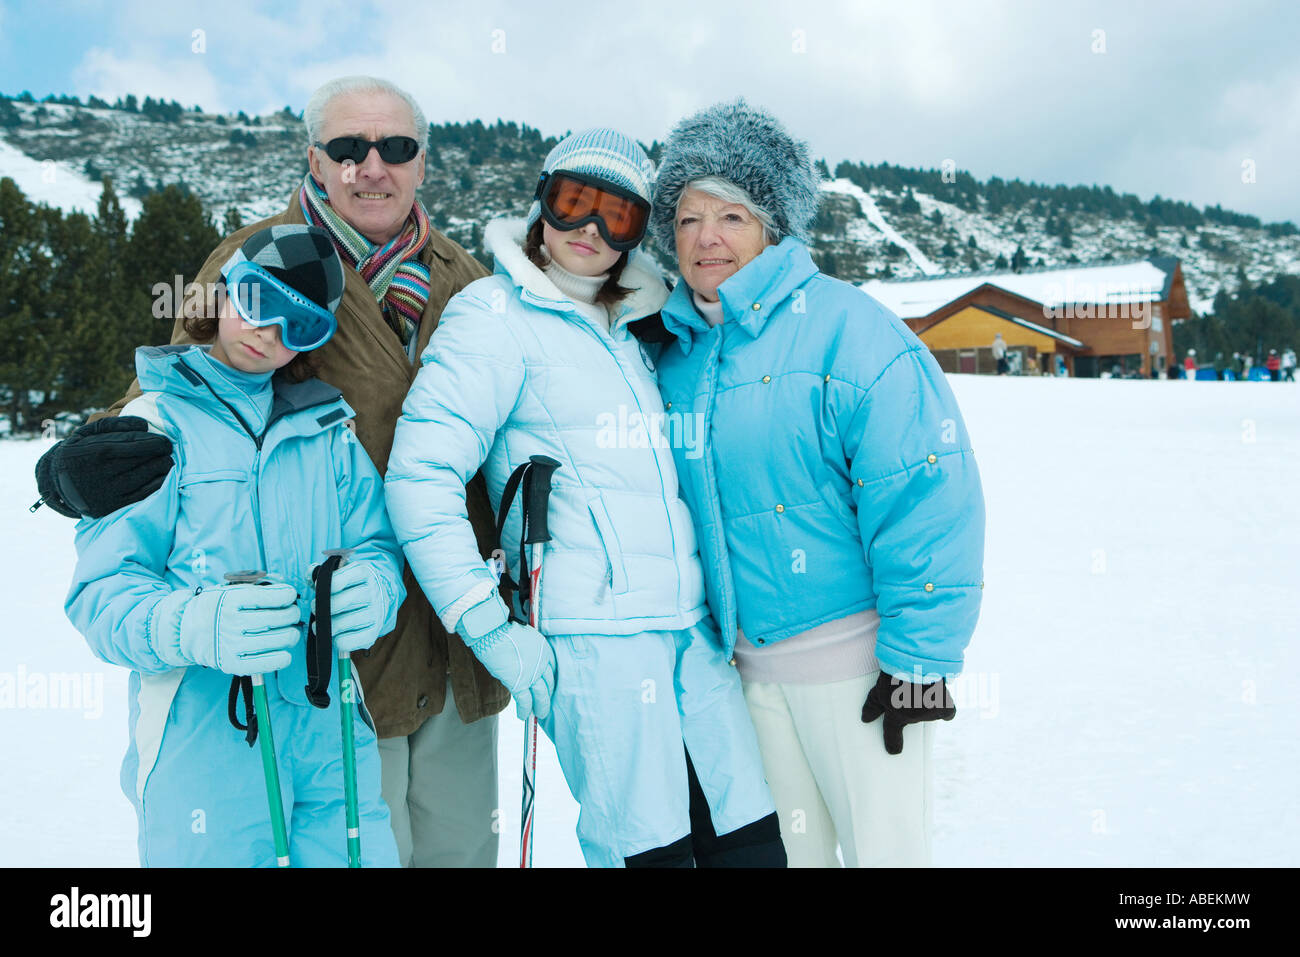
(535, 171, 651, 250)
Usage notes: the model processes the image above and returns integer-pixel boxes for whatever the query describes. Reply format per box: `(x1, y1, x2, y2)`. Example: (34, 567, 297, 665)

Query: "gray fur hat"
(650, 98, 822, 255)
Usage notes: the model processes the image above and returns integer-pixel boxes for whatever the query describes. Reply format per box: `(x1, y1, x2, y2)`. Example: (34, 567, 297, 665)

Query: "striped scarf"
(299, 174, 431, 348)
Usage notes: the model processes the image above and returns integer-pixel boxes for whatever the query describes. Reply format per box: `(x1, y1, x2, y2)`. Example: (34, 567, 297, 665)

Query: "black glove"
(33, 417, 175, 519)
(860, 670, 956, 755)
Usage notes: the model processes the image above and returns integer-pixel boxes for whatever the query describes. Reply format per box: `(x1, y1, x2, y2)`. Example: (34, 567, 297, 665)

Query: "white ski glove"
(148, 582, 302, 675)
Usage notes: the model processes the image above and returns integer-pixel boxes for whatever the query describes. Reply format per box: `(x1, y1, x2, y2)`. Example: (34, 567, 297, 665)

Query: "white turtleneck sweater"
(542, 249, 611, 331)
(690, 288, 881, 685)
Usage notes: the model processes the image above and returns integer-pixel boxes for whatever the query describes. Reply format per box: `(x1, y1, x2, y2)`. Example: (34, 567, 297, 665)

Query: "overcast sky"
(3, 0, 1297, 224)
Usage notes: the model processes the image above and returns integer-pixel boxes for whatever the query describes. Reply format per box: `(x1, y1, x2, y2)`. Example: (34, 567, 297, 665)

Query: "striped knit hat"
(526, 128, 655, 230)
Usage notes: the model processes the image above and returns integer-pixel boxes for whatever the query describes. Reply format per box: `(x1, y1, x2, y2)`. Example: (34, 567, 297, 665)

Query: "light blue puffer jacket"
(654, 239, 985, 681)
(385, 218, 707, 636)
(65, 344, 405, 699)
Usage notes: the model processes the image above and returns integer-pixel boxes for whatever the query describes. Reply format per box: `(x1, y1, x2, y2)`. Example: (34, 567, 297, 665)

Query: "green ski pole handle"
(251, 673, 291, 867)
(321, 548, 361, 868)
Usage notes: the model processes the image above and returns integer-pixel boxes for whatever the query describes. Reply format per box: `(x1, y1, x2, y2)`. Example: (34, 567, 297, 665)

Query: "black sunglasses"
(314, 136, 421, 165)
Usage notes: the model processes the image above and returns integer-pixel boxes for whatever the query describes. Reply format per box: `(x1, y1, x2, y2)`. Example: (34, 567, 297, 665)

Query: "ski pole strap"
(305, 553, 345, 709)
(494, 461, 532, 599)
(493, 456, 561, 623)
(228, 675, 258, 746)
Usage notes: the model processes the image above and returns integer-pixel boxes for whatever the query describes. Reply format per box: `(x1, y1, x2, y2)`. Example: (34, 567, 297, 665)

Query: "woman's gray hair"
(304, 76, 428, 153)
(678, 176, 781, 246)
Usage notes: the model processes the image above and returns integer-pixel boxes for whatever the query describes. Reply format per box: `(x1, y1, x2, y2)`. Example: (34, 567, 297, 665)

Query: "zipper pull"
(29, 498, 44, 513)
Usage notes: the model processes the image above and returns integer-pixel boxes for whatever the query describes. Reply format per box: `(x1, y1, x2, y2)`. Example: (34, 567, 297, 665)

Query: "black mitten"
(861, 670, 956, 755)
(33, 417, 174, 519)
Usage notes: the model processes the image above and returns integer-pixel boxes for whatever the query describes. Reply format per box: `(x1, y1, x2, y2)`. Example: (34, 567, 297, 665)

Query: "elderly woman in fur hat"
(640, 100, 986, 867)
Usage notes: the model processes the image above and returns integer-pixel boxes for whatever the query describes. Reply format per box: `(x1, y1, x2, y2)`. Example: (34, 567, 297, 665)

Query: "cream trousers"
(742, 670, 936, 867)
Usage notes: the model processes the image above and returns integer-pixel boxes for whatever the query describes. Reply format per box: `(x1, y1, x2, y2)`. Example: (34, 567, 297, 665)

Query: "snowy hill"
(3, 96, 1298, 314)
(3, 374, 1296, 867)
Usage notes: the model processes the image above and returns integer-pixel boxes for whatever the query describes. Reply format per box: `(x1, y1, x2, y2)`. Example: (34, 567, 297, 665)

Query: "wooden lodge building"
(861, 257, 1192, 377)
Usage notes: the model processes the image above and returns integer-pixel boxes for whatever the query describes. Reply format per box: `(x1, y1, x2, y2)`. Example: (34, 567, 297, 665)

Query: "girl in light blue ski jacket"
(385, 129, 783, 868)
(64, 226, 404, 867)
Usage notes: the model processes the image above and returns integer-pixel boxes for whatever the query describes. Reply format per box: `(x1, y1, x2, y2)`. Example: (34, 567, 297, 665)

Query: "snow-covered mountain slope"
(0, 136, 141, 219)
(3, 97, 1298, 313)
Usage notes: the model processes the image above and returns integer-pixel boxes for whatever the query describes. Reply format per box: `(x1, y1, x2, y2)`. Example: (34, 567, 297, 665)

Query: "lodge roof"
(862, 257, 1180, 320)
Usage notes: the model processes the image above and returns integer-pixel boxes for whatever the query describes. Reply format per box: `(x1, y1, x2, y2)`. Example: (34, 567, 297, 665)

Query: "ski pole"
(318, 548, 361, 869)
(250, 673, 291, 867)
(518, 455, 560, 869)
(225, 570, 291, 868)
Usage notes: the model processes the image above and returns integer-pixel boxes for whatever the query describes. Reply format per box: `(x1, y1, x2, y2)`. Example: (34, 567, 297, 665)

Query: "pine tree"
(1011, 245, 1027, 272)
(0, 97, 20, 129)
(0, 179, 55, 432)
(125, 186, 221, 354)
(222, 206, 244, 236)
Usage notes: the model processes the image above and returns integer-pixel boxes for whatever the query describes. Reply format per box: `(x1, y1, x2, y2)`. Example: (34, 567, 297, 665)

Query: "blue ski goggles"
(221, 259, 338, 352)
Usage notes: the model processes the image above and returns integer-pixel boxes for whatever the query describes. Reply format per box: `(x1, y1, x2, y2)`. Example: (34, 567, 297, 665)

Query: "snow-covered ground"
(2, 375, 1296, 867)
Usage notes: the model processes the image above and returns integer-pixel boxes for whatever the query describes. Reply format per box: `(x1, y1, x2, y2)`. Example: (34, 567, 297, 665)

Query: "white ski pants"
(741, 669, 936, 867)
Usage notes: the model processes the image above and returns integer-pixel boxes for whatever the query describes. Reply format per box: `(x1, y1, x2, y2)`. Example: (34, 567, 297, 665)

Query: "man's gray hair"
(304, 76, 428, 153)
(679, 176, 780, 246)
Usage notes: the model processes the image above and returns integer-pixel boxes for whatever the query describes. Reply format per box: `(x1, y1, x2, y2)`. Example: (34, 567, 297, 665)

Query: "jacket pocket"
(178, 468, 250, 487)
(817, 478, 860, 534)
(587, 495, 630, 594)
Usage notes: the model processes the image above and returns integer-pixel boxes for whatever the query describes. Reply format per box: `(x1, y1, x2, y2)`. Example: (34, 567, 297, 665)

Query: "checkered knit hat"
(220, 224, 346, 314)
(526, 128, 655, 231)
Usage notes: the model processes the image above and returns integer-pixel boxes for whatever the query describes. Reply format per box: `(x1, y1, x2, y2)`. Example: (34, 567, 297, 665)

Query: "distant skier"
(1282, 347, 1296, 382)
(992, 332, 1009, 375)
(1184, 349, 1198, 381)
(63, 226, 404, 867)
(1266, 349, 1282, 382)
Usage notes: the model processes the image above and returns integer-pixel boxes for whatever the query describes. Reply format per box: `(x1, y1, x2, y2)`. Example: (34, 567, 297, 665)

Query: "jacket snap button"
(665, 401, 672, 410)
(824, 374, 831, 383)
(927, 453, 938, 464)
(762, 375, 771, 384)
(856, 478, 864, 487)
(924, 582, 935, 592)
(729, 657, 737, 667)
(775, 504, 785, 513)
(756, 638, 765, 644)
(417, 694, 429, 708)
(751, 303, 761, 311)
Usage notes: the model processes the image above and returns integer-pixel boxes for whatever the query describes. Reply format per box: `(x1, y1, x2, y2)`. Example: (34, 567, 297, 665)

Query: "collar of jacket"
(484, 217, 669, 335)
(660, 237, 818, 355)
(136, 344, 352, 445)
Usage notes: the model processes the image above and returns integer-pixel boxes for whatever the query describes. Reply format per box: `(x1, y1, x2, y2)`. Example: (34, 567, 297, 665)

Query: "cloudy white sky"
(3, 0, 1297, 223)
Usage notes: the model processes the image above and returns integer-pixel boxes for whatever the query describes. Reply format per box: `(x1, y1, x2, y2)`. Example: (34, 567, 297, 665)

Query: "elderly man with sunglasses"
(35, 75, 510, 868)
